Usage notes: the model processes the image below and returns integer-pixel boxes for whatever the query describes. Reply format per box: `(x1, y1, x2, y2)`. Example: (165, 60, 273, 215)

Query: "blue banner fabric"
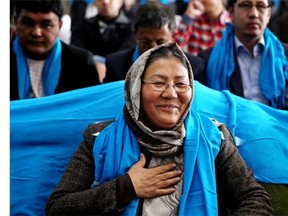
(10, 81, 288, 215)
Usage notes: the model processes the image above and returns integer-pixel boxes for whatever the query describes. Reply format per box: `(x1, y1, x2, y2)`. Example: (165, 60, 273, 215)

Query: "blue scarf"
(132, 47, 140, 63)
(140, 0, 169, 4)
(93, 110, 221, 215)
(207, 23, 288, 109)
(13, 37, 62, 99)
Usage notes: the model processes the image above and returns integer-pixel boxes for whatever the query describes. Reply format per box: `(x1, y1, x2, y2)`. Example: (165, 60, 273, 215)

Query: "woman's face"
(141, 56, 192, 130)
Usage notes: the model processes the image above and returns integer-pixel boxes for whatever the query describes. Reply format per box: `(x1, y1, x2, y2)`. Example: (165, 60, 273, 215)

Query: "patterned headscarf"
(124, 42, 194, 157)
(93, 43, 221, 215)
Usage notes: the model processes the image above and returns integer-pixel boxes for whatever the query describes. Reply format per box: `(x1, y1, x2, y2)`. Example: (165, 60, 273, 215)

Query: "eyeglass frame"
(142, 80, 193, 93)
(233, 1, 271, 13)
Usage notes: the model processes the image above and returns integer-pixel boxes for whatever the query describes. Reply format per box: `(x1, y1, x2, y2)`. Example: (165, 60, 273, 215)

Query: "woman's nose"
(162, 85, 178, 98)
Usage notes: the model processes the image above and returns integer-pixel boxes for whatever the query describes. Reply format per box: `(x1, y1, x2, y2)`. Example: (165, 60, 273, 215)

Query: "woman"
(46, 43, 273, 215)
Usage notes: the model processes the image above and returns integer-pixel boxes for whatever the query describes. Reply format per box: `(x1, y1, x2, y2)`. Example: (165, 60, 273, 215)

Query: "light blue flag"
(10, 81, 125, 216)
(192, 83, 288, 184)
(10, 81, 288, 216)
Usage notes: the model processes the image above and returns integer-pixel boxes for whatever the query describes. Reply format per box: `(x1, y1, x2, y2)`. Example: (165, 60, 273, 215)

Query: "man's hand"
(127, 153, 182, 199)
(185, 0, 205, 18)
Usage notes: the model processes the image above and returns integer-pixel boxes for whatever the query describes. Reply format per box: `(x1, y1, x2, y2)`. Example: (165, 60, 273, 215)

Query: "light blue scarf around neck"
(207, 23, 288, 109)
(132, 46, 140, 63)
(13, 36, 62, 99)
(93, 110, 222, 215)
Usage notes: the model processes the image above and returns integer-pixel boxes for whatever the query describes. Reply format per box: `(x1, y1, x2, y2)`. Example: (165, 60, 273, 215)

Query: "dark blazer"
(104, 47, 206, 84)
(198, 43, 288, 98)
(10, 41, 100, 100)
(70, 10, 136, 57)
(46, 120, 273, 215)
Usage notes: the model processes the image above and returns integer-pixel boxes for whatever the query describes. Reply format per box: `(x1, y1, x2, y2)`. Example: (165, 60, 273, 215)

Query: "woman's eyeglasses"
(142, 81, 192, 93)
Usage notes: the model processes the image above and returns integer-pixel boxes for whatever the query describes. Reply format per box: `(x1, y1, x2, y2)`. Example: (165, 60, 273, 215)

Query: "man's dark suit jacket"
(198, 43, 288, 99)
(70, 10, 136, 57)
(104, 47, 206, 84)
(10, 41, 100, 100)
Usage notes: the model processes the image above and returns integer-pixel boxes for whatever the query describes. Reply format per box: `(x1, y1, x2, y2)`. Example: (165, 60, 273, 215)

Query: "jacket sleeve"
(45, 120, 123, 215)
(215, 124, 274, 216)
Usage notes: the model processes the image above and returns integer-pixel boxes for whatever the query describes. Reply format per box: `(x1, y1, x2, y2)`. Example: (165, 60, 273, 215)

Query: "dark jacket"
(46, 120, 273, 215)
(70, 10, 136, 57)
(198, 43, 288, 99)
(104, 47, 206, 84)
(10, 41, 100, 100)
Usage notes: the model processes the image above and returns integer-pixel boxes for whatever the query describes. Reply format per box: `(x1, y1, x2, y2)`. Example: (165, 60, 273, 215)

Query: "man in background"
(198, 0, 288, 110)
(10, 0, 100, 100)
(104, 2, 205, 84)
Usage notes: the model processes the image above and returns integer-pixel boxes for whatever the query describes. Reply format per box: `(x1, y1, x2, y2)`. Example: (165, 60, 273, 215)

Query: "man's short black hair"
(15, 0, 64, 19)
(134, 2, 177, 33)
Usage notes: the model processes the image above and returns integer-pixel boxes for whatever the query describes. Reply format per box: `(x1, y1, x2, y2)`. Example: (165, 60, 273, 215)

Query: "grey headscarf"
(124, 42, 194, 157)
(124, 42, 195, 215)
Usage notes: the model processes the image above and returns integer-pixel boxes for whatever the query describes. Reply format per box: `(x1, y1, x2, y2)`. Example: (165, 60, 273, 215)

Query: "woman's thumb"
(137, 153, 146, 167)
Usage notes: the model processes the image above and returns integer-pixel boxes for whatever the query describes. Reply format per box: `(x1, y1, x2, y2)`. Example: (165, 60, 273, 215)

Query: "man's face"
(134, 24, 174, 55)
(15, 9, 62, 60)
(95, 0, 123, 19)
(231, 0, 271, 41)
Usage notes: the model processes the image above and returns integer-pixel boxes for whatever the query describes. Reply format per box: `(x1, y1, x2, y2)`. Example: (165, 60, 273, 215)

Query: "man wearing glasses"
(199, 0, 288, 110)
(103, 2, 206, 84)
(198, 0, 288, 214)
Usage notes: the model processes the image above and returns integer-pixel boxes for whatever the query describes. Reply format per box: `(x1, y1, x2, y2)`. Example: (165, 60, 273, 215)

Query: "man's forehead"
(18, 10, 59, 20)
(19, 8, 59, 17)
(236, 0, 270, 3)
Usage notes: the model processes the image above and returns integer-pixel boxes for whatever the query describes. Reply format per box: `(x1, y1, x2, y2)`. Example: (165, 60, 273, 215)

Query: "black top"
(104, 47, 206, 84)
(46, 119, 273, 215)
(70, 10, 136, 57)
(10, 41, 100, 100)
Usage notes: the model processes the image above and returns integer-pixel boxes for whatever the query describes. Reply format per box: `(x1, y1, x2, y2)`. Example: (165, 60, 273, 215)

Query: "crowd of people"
(10, 0, 288, 106)
(46, 42, 273, 215)
(10, 0, 288, 215)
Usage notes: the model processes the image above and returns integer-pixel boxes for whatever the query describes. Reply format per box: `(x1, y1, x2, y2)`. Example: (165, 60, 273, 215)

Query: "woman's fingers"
(128, 156, 182, 199)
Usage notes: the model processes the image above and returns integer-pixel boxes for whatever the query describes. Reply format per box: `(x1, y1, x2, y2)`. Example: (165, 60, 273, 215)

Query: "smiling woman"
(46, 42, 273, 215)
(140, 45, 192, 130)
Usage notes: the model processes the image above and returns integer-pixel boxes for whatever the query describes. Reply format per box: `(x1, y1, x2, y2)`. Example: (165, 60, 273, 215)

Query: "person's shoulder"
(73, 16, 100, 35)
(83, 119, 115, 139)
(115, 9, 132, 24)
(197, 47, 214, 60)
(61, 41, 93, 57)
(61, 41, 88, 52)
(86, 15, 100, 25)
(106, 47, 135, 60)
(184, 51, 204, 63)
